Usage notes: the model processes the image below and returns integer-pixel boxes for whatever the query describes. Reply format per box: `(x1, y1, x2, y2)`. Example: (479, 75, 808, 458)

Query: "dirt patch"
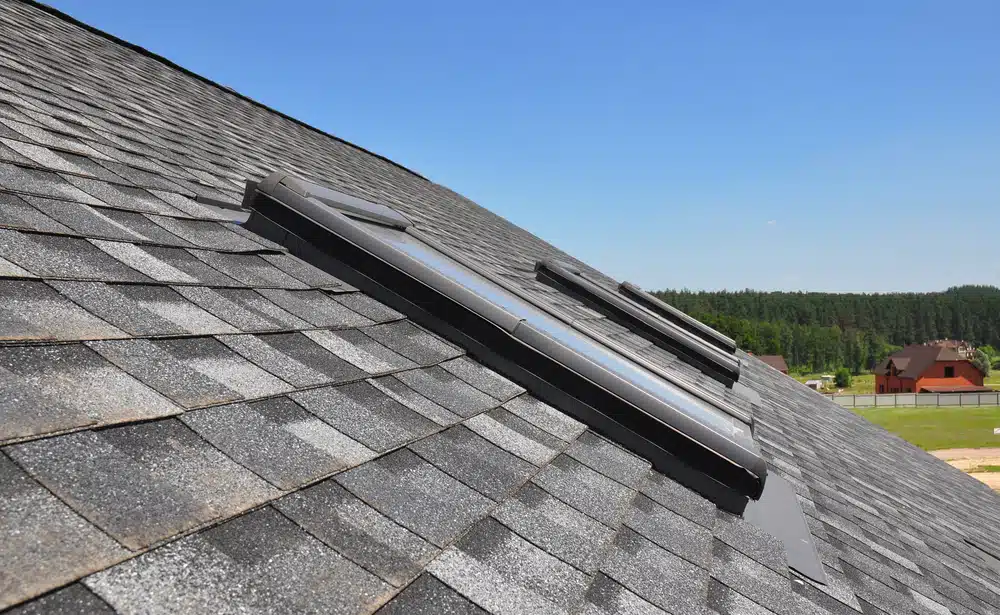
(931, 448, 1000, 490)
(968, 472, 1000, 490)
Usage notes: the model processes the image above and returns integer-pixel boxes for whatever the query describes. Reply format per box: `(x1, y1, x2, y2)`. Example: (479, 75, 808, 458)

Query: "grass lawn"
(793, 372, 874, 394)
(969, 465, 1000, 473)
(852, 406, 1000, 450)
(985, 372, 1000, 388)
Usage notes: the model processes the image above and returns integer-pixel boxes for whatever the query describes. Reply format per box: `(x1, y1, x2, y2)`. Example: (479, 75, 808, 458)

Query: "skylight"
(618, 282, 738, 354)
(535, 260, 741, 387)
(244, 172, 767, 510)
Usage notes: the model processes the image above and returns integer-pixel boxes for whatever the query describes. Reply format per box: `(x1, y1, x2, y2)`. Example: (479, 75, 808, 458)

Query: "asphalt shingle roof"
(1, 1, 999, 613)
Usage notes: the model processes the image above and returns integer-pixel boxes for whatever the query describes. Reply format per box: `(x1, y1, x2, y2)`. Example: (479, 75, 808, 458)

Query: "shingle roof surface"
(1, 1, 999, 613)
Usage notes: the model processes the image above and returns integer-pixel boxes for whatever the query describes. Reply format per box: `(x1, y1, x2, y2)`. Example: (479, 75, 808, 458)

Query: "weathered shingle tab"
(0, 343, 181, 441)
(275, 480, 439, 586)
(0, 453, 128, 610)
(85, 506, 392, 614)
(337, 449, 493, 547)
(0, 278, 125, 341)
(291, 381, 439, 452)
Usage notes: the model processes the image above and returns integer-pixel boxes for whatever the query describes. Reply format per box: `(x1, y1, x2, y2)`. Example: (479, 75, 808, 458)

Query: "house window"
(879, 384, 884, 393)
(944, 366, 955, 378)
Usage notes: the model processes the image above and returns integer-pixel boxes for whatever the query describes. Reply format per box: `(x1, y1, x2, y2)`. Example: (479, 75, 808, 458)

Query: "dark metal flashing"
(618, 282, 738, 354)
(535, 260, 740, 387)
(243, 181, 766, 508)
(742, 473, 827, 585)
(18, 0, 428, 182)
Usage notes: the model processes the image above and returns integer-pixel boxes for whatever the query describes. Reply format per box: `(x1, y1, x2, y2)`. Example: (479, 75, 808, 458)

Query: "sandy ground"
(931, 448, 1000, 490)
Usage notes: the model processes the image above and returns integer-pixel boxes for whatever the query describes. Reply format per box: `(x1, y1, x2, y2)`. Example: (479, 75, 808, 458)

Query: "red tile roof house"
(874, 345, 991, 393)
(757, 355, 788, 375)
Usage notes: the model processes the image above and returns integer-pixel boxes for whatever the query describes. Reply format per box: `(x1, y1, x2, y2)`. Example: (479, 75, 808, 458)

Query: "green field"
(986, 372, 1000, 388)
(793, 372, 874, 394)
(970, 465, 1000, 473)
(852, 406, 1000, 450)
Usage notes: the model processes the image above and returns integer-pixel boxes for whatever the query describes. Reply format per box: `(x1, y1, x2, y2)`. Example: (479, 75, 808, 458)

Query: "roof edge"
(19, 0, 428, 182)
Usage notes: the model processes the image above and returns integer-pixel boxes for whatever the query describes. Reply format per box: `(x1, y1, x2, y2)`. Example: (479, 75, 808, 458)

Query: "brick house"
(874, 345, 990, 393)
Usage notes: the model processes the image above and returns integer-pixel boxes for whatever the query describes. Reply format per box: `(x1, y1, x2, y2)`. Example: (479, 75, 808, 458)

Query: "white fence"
(829, 392, 1000, 408)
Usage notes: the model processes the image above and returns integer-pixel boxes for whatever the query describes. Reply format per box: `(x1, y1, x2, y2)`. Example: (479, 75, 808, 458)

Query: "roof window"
(535, 260, 740, 387)
(244, 172, 766, 510)
(618, 282, 738, 353)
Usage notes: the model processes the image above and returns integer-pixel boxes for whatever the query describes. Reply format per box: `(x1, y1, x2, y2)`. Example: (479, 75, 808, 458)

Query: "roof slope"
(0, 1, 998, 614)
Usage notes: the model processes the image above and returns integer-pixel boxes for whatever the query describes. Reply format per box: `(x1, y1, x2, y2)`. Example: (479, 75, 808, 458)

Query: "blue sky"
(50, 1, 1000, 293)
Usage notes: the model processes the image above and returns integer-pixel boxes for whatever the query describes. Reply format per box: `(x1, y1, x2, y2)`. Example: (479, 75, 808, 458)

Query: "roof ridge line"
(18, 0, 429, 183)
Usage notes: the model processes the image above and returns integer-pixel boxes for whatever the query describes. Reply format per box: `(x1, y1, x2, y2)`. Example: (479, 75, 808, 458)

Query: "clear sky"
(49, 1, 1000, 293)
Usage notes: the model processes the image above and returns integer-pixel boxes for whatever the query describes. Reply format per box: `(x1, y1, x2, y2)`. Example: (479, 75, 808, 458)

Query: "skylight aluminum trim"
(258, 172, 412, 229)
(400, 233, 751, 425)
(618, 281, 738, 354)
(535, 259, 741, 387)
(245, 173, 767, 507)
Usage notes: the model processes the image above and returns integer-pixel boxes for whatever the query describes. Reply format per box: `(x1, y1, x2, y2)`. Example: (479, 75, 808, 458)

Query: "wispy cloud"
(767, 220, 777, 225)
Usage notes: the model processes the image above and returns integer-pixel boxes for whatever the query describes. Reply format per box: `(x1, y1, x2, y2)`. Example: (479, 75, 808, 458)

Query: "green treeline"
(652, 285, 1000, 373)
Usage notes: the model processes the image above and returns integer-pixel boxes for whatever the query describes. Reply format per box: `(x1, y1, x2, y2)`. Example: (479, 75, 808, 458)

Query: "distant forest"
(652, 285, 1000, 373)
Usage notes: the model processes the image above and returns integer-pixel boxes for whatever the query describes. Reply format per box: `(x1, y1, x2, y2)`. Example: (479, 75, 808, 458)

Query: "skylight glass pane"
(362, 223, 752, 448)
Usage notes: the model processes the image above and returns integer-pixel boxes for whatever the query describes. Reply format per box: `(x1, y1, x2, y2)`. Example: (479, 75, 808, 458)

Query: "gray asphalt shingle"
(181, 398, 374, 489)
(0, 278, 124, 341)
(0, 453, 128, 611)
(492, 482, 615, 573)
(8, 419, 278, 550)
(376, 574, 487, 615)
(337, 448, 493, 547)
(291, 381, 439, 452)
(396, 366, 499, 418)
(363, 320, 463, 366)
(410, 425, 535, 501)
(532, 454, 635, 529)
(428, 517, 590, 614)
(304, 327, 416, 373)
(0, 230, 151, 281)
(85, 506, 392, 615)
(0, 343, 181, 441)
(275, 480, 439, 587)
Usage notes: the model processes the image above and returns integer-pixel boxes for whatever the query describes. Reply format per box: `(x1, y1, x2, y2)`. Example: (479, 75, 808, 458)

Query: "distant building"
(923, 339, 975, 358)
(758, 355, 788, 374)
(874, 345, 990, 393)
(804, 380, 824, 390)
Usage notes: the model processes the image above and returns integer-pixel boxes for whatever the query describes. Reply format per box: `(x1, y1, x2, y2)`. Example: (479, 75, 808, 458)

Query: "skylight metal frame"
(244, 172, 767, 510)
(618, 281, 738, 353)
(535, 259, 741, 387)
(407, 235, 752, 425)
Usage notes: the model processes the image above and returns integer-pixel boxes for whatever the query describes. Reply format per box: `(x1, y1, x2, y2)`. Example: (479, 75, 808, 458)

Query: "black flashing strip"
(536, 260, 740, 387)
(19, 0, 427, 182)
(618, 281, 738, 354)
(244, 179, 766, 507)
(742, 473, 827, 585)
